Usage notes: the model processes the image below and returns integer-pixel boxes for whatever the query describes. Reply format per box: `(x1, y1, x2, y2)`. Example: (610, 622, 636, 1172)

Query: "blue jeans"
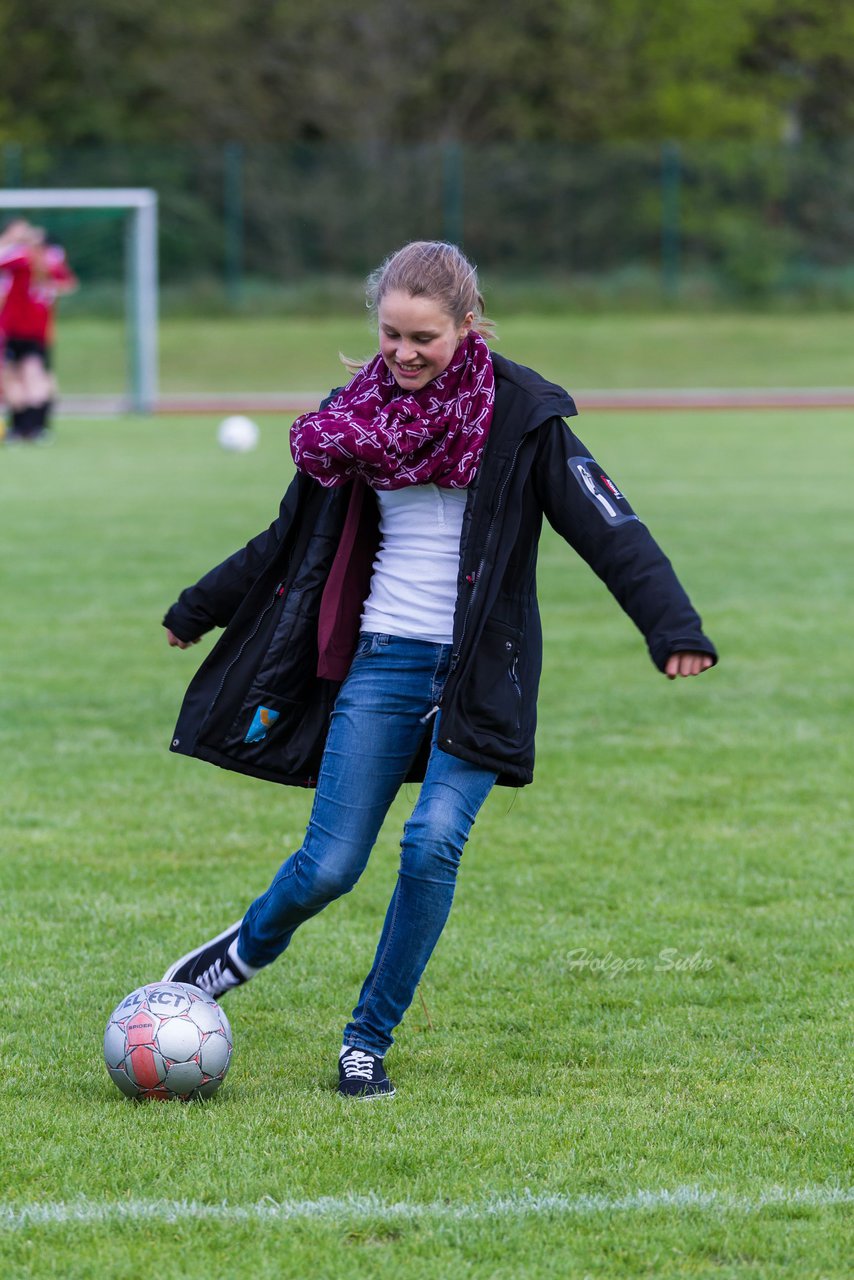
(237, 633, 498, 1057)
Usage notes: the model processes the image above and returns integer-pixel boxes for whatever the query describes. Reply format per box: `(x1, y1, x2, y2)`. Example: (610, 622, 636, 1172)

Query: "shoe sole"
(162, 918, 244, 983)
(338, 1085, 396, 1100)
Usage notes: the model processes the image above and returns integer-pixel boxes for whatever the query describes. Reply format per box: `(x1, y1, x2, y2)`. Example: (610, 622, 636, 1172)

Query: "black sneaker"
(162, 919, 249, 999)
(338, 1047, 396, 1099)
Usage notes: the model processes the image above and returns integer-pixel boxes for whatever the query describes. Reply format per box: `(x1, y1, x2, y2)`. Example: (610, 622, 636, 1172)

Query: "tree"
(0, 0, 851, 146)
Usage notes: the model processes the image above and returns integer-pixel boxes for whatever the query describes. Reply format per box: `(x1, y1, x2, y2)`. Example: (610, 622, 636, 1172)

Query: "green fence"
(3, 140, 853, 308)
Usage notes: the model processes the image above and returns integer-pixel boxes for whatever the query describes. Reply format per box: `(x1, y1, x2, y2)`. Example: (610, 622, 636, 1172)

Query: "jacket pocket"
(216, 684, 335, 781)
(466, 620, 523, 744)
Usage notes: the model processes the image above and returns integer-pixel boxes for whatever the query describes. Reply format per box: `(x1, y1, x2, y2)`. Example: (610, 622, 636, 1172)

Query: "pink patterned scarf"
(290, 332, 495, 490)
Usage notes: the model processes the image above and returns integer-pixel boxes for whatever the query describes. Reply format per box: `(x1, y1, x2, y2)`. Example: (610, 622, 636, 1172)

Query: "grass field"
(55, 311, 854, 396)
(1, 397, 852, 1277)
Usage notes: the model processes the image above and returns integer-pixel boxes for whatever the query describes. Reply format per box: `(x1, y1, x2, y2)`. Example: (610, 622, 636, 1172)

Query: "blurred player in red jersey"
(0, 219, 77, 443)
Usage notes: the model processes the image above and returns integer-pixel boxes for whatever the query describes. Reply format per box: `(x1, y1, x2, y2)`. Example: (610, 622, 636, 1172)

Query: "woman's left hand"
(665, 651, 714, 679)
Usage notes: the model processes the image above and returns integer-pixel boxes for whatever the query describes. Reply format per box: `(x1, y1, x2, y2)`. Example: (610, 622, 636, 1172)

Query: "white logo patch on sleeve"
(568, 457, 638, 526)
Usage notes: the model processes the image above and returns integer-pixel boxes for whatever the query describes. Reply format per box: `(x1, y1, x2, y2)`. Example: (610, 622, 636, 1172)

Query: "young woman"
(162, 241, 716, 1099)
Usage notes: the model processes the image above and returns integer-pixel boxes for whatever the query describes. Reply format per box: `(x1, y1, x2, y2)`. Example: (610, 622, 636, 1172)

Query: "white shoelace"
(197, 959, 240, 998)
(340, 1049, 376, 1081)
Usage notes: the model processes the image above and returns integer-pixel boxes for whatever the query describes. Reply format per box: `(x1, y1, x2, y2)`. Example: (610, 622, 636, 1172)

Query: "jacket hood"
(491, 352, 577, 435)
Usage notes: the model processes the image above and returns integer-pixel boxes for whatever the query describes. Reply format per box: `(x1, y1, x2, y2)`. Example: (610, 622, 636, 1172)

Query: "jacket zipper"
(450, 437, 525, 677)
(509, 653, 522, 731)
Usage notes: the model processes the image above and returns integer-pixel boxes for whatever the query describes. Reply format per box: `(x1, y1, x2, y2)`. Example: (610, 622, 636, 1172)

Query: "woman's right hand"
(165, 628, 200, 649)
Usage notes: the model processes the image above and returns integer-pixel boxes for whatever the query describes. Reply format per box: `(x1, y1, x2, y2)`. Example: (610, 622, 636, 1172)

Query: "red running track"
(55, 387, 854, 416)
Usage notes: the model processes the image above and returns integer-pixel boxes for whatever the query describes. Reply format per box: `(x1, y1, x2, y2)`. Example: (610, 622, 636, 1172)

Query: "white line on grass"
(1, 1185, 850, 1231)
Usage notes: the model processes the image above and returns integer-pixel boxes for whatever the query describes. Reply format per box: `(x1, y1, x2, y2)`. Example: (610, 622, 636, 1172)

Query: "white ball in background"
(217, 415, 260, 453)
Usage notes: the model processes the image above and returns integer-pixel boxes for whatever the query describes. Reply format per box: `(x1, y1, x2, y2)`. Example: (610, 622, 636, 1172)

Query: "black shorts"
(5, 338, 51, 368)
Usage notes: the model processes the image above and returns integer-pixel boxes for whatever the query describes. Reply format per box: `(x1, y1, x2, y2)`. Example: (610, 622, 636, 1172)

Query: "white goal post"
(0, 188, 158, 412)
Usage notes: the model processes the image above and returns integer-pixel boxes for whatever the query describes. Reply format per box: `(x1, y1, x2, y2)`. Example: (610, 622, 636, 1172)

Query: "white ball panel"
(164, 1060, 205, 1095)
(187, 1001, 222, 1035)
(106, 1065, 139, 1098)
(103, 1021, 127, 1069)
(199, 1031, 231, 1077)
(157, 1016, 202, 1062)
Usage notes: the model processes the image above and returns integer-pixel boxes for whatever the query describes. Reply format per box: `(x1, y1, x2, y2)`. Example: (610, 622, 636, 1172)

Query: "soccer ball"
(217, 414, 260, 452)
(104, 981, 233, 1101)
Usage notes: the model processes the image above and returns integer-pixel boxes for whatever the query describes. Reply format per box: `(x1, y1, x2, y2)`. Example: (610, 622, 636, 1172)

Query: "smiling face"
(378, 290, 474, 392)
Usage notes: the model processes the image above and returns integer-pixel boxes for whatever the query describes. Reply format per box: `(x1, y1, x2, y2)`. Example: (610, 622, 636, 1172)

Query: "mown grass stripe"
(1, 1185, 850, 1230)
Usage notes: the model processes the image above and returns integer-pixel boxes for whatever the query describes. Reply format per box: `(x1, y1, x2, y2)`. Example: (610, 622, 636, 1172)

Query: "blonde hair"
(341, 241, 495, 375)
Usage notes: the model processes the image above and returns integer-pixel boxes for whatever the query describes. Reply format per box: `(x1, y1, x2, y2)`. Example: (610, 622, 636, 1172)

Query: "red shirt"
(0, 245, 76, 344)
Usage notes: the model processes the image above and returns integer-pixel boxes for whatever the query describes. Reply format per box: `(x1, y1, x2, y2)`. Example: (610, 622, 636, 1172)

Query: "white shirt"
(360, 485, 467, 643)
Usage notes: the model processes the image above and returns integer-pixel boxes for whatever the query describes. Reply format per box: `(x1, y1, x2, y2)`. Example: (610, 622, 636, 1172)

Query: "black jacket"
(164, 354, 717, 787)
